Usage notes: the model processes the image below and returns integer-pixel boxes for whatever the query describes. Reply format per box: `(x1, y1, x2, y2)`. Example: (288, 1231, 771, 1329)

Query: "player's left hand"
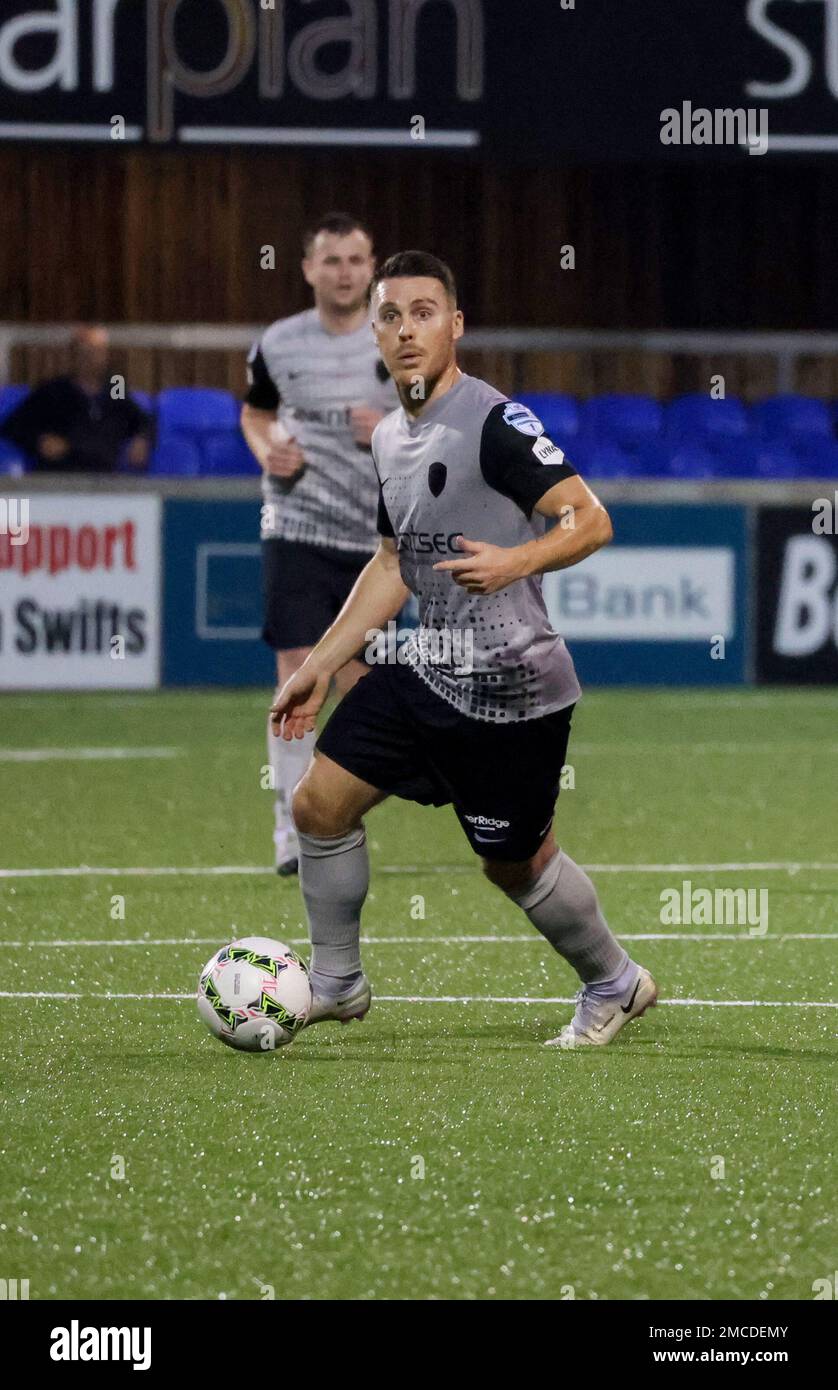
(350, 406, 385, 449)
(433, 537, 529, 595)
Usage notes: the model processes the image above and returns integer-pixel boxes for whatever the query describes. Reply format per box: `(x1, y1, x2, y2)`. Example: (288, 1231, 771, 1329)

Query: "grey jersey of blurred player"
(249, 306, 398, 552)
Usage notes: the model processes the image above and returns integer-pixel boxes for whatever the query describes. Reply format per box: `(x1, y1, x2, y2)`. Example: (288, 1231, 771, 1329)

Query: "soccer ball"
(197, 936, 312, 1053)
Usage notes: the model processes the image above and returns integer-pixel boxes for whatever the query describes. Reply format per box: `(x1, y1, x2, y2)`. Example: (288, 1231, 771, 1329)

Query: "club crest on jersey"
(428, 461, 447, 497)
(503, 402, 544, 437)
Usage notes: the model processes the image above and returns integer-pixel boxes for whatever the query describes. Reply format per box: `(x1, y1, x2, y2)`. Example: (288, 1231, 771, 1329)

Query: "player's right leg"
(293, 753, 387, 1026)
(292, 659, 440, 1028)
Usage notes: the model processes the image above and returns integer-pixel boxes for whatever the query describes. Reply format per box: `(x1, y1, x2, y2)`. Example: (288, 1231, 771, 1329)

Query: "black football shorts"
(317, 659, 576, 862)
(262, 537, 372, 652)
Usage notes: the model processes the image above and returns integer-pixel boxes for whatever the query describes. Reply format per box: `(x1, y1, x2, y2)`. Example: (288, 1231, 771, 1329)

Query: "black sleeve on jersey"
(244, 344, 281, 411)
(479, 401, 577, 517)
(377, 487, 395, 538)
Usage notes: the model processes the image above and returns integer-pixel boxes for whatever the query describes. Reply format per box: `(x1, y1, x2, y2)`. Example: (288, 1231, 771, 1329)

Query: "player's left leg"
(482, 843, 657, 1048)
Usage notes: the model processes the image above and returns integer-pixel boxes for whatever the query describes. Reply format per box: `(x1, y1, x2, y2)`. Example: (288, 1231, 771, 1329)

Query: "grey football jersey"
(246, 308, 399, 553)
(373, 374, 582, 723)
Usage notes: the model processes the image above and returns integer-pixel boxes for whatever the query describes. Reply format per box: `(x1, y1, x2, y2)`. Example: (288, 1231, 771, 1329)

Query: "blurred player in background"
(241, 214, 399, 876)
(271, 251, 657, 1048)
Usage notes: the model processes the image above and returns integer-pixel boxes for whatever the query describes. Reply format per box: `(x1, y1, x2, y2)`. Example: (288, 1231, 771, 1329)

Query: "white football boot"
(304, 973, 372, 1029)
(545, 966, 658, 1049)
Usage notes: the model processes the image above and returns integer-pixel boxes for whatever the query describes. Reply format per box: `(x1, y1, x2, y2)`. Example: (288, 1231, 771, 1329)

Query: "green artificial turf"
(0, 688, 835, 1300)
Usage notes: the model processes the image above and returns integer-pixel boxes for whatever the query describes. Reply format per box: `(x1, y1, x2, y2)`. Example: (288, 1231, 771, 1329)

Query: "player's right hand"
(270, 667, 331, 740)
(263, 435, 306, 481)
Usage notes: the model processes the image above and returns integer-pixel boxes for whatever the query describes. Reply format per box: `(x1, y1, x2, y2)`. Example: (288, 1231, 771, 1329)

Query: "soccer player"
(241, 214, 399, 875)
(270, 251, 657, 1048)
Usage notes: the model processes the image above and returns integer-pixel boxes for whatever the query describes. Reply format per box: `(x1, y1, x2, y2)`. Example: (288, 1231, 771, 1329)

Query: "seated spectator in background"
(1, 325, 151, 472)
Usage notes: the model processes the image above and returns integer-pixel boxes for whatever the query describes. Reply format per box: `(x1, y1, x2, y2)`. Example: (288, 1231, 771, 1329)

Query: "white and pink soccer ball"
(197, 936, 312, 1053)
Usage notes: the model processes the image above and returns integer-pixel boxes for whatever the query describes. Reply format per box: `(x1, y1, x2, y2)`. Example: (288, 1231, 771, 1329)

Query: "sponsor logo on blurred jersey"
(503, 403, 544, 437)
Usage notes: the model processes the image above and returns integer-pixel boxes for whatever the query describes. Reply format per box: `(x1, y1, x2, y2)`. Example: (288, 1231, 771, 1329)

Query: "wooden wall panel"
(3, 146, 836, 333)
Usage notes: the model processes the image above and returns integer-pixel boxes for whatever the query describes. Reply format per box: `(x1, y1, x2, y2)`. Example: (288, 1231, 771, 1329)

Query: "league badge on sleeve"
(532, 435, 564, 464)
(502, 402, 545, 436)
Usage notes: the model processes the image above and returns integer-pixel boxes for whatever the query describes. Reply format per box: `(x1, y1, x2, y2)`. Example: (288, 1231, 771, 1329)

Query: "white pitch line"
(0, 992, 834, 1008)
(0, 747, 182, 763)
(1, 933, 836, 948)
(2, 862, 838, 879)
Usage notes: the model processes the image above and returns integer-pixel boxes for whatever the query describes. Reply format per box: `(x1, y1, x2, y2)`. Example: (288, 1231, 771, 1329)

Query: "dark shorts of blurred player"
(317, 658, 575, 862)
(261, 537, 373, 651)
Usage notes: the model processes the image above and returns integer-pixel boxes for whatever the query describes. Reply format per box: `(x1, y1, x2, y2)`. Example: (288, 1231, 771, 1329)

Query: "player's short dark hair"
(303, 213, 374, 255)
(368, 251, 458, 307)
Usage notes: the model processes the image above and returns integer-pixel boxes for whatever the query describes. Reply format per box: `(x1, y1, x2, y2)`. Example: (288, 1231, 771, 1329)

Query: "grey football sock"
(505, 849, 628, 985)
(298, 827, 369, 994)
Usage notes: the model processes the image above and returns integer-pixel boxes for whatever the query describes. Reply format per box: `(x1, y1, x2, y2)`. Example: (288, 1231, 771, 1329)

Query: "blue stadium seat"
(667, 394, 749, 445)
(515, 393, 580, 442)
(0, 387, 31, 471)
(0, 384, 29, 422)
(788, 441, 838, 479)
(752, 395, 833, 446)
(157, 387, 239, 432)
(202, 433, 260, 476)
(584, 443, 647, 479)
(751, 396, 838, 475)
(581, 394, 664, 453)
(148, 436, 203, 476)
(154, 388, 241, 475)
(662, 444, 722, 480)
(0, 439, 27, 475)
